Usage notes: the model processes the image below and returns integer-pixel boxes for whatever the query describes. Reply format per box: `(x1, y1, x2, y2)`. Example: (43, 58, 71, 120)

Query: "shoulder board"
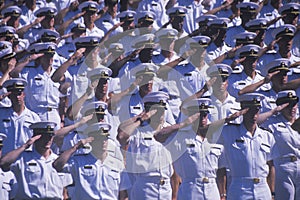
(259, 126, 273, 133)
(210, 144, 223, 150)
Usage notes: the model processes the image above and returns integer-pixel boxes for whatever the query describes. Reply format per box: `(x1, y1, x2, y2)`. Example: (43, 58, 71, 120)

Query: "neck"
(244, 121, 256, 136)
(41, 63, 52, 74)
(279, 50, 291, 58)
(13, 104, 25, 115)
(244, 68, 256, 79)
(213, 91, 228, 103)
(92, 150, 107, 162)
(36, 148, 51, 159)
(161, 50, 173, 59)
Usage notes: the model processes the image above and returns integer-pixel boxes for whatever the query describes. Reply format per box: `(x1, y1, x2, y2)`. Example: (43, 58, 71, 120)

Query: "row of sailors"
(0, 20, 299, 125)
(1, 53, 299, 199)
(0, 75, 300, 199)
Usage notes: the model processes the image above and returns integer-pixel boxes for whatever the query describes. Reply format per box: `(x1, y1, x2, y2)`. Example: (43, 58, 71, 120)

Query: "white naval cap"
(182, 98, 212, 112)
(85, 122, 111, 137)
(34, 6, 57, 17)
(74, 36, 102, 48)
(187, 35, 211, 49)
(37, 29, 60, 43)
(245, 18, 268, 31)
(195, 14, 217, 24)
(0, 47, 15, 60)
(1, 5, 21, 17)
(236, 93, 265, 108)
(207, 63, 232, 77)
(135, 10, 156, 23)
(132, 33, 156, 49)
(78, 1, 99, 13)
(264, 58, 290, 75)
(131, 63, 159, 77)
(207, 17, 230, 29)
(70, 23, 86, 33)
(234, 32, 256, 44)
(236, 44, 260, 58)
(156, 28, 178, 41)
(166, 6, 188, 17)
(276, 90, 299, 105)
(142, 91, 169, 105)
(272, 24, 296, 39)
(3, 78, 27, 92)
(236, 2, 259, 13)
(108, 43, 124, 53)
(279, 3, 300, 15)
(87, 66, 112, 81)
(0, 26, 15, 38)
(28, 42, 57, 54)
(81, 101, 108, 116)
(30, 122, 57, 134)
(117, 10, 136, 22)
(0, 41, 12, 50)
(0, 133, 7, 147)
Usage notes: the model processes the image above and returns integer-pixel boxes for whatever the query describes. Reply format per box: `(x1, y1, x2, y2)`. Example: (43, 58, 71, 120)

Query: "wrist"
(271, 192, 275, 198)
(220, 193, 227, 199)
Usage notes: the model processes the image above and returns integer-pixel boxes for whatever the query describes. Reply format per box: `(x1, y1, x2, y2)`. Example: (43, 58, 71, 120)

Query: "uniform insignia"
(152, 3, 157, 6)
(133, 106, 141, 109)
(184, 73, 192, 76)
(28, 162, 37, 166)
(278, 124, 286, 128)
(84, 165, 93, 169)
(34, 77, 42, 80)
(2, 119, 10, 122)
(238, 82, 246, 85)
(235, 139, 244, 143)
(261, 143, 270, 148)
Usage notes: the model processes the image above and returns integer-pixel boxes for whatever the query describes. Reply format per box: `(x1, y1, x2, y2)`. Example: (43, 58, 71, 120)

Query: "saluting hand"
(24, 135, 42, 149)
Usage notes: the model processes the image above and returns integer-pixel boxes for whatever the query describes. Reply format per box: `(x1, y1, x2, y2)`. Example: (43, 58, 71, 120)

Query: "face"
(95, 78, 109, 98)
(8, 90, 25, 105)
(7, 16, 20, 28)
(121, 20, 135, 30)
(41, 15, 55, 28)
(34, 133, 54, 150)
(139, 75, 153, 94)
(282, 101, 298, 120)
(83, 11, 97, 25)
(278, 36, 293, 52)
(243, 106, 260, 124)
(40, 53, 54, 66)
(282, 14, 298, 25)
(272, 70, 288, 85)
(139, 47, 153, 62)
(241, 56, 257, 70)
(91, 134, 109, 152)
(212, 75, 228, 93)
(171, 16, 184, 32)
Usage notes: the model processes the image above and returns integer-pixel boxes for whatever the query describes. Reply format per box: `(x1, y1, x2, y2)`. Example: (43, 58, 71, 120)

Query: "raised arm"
(0, 135, 41, 172)
(52, 137, 94, 172)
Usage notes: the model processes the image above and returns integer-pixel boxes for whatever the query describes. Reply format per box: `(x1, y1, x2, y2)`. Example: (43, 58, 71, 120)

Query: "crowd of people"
(0, 0, 300, 199)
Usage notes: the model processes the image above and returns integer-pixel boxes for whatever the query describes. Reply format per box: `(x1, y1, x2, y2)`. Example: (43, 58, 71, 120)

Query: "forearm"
(51, 59, 73, 82)
(238, 80, 265, 95)
(109, 83, 136, 106)
(267, 161, 275, 196)
(157, 57, 185, 78)
(0, 144, 27, 171)
(217, 168, 227, 200)
(52, 145, 77, 172)
(10, 56, 31, 77)
(66, 93, 89, 120)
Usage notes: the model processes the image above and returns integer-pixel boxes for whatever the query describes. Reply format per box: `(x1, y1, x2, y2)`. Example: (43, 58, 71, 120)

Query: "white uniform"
(268, 114, 300, 200)
(218, 124, 278, 200)
(167, 127, 223, 200)
(0, 168, 17, 200)
(126, 125, 173, 199)
(22, 65, 66, 128)
(61, 143, 131, 200)
(10, 149, 66, 199)
(0, 107, 40, 155)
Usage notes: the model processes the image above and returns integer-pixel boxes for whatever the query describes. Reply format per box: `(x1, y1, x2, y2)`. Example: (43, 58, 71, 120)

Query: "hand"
(181, 49, 196, 60)
(7, 58, 17, 72)
(264, 70, 280, 83)
(70, 48, 85, 65)
(77, 137, 94, 149)
(79, 114, 94, 126)
(231, 57, 246, 69)
(136, 109, 158, 122)
(267, 37, 281, 51)
(182, 113, 200, 127)
(0, 16, 11, 25)
(0, 92, 11, 100)
(227, 44, 242, 59)
(225, 108, 249, 123)
(273, 103, 289, 115)
(204, 77, 217, 90)
(34, 16, 45, 25)
(24, 135, 42, 149)
(27, 53, 44, 62)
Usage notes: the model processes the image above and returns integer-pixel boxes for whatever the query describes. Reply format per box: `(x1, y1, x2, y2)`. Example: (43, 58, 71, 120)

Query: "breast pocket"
(108, 170, 120, 191)
(80, 166, 96, 182)
(231, 142, 247, 160)
(208, 148, 222, 169)
(2, 182, 11, 192)
(25, 163, 41, 183)
(260, 143, 271, 161)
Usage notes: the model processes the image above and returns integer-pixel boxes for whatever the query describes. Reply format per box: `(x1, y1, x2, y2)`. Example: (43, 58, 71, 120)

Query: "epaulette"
(210, 143, 223, 150)
(259, 126, 273, 133)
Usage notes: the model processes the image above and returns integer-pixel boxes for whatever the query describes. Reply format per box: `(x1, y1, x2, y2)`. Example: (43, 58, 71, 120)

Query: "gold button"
(160, 179, 165, 185)
(253, 178, 260, 183)
(291, 156, 297, 162)
(202, 177, 209, 183)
